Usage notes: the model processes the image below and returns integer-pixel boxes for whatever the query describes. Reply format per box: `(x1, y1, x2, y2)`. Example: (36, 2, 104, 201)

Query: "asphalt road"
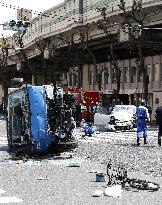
(0, 120, 161, 205)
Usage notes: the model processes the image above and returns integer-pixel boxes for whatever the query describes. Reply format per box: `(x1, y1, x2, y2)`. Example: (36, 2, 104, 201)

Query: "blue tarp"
(27, 85, 53, 152)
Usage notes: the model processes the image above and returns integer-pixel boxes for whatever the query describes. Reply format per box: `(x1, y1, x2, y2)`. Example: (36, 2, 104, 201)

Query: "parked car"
(106, 105, 137, 131)
(94, 104, 137, 131)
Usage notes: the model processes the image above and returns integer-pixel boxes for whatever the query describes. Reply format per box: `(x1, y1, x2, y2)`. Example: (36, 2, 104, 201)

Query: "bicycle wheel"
(129, 178, 160, 191)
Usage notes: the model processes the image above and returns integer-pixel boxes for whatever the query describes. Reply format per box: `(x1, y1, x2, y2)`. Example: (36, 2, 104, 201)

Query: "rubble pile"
(75, 138, 162, 177)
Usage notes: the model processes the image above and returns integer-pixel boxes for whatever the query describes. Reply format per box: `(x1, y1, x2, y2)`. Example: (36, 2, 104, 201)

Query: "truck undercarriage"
(6, 84, 78, 156)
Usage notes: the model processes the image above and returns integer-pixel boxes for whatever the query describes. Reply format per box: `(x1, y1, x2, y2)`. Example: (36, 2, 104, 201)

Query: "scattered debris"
(24, 160, 42, 166)
(67, 160, 81, 167)
(16, 160, 23, 164)
(37, 176, 48, 180)
(96, 172, 106, 182)
(105, 185, 122, 197)
(92, 190, 103, 197)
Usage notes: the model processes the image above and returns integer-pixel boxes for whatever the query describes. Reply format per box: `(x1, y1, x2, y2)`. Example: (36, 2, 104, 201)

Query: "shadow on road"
(114, 143, 156, 148)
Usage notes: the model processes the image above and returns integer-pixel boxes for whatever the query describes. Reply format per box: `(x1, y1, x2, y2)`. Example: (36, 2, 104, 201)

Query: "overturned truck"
(6, 83, 77, 155)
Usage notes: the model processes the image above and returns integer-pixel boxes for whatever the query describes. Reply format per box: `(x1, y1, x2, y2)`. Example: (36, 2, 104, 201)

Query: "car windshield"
(95, 105, 136, 115)
(112, 106, 136, 114)
(95, 105, 109, 115)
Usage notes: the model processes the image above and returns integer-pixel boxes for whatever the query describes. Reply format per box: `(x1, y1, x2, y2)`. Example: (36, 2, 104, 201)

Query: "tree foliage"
(97, 7, 121, 103)
(0, 36, 10, 69)
(118, 0, 150, 104)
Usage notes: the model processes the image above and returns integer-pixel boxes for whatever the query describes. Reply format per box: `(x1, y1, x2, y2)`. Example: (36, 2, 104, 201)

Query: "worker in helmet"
(136, 99, 150, 146)
(155, 106, 162, 146)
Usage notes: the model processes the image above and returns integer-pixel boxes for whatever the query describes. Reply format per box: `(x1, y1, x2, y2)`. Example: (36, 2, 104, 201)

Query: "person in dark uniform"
(155, 106, 162, 146)
(75, 103, 81, 127)
(90, 101, 95, 123)
(136, 99, 149, 146)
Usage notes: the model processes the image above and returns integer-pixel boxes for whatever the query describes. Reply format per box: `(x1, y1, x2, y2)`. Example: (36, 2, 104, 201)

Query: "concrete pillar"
(0, 84, 4, 105)
(82, 64, 89, 91)
(32, 75, 35, 85)
(159, 55, 162, 89)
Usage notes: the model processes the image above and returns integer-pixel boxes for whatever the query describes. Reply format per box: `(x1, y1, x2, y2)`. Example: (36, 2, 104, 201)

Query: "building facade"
(1, 0, 162, 119)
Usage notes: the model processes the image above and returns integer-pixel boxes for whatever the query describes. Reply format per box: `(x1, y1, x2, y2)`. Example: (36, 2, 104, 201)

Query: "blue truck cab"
(6, 84, 76, 155)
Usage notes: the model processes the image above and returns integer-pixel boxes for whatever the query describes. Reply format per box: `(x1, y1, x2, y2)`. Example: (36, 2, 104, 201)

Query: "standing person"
(90, 101, 95, 113)
(147, 105, 152, 124)
(155, 106, 162, 146)
(81, 101, 87, 121)
(136, 99, 150, 146)
(108, 104, 113, 114)
(90, 101, 95, 123)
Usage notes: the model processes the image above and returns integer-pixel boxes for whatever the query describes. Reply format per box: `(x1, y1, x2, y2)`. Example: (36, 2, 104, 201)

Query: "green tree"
(13, 30, 35, 82)
(34, 37, 51, 84)
(0, 35, 9, 69)
(118, 0, 150, 104)
(55, 30, 83, 88)
(97, 7, 121, 104)
(78, 23, 108, 91)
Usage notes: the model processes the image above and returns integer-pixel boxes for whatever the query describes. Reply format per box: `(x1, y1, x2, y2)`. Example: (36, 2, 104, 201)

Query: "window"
(69, 73, 72, 86)
(138, 70, 143, 82)
(131, 67, 136, 83)
(160, 64, 162, 81)
(146, 64, 151, 82)
(104, 69, 109, 84)
(123, 67, 129, 82)
(112, 68, 116, 83)
(89, 71, 93, 85)
(153, 63, 160, 81)
(62, 73, 67, 81)
(73, 73, 77, 86)
(95, 71, 98, 84)
(104, 72, 108, 84)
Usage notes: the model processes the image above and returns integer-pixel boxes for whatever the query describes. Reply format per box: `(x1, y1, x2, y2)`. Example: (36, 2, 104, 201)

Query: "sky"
(0, 0, 64, 36)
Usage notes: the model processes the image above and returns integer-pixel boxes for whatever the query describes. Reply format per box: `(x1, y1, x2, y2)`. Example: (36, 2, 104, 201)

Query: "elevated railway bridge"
(1, 0, 162, 117)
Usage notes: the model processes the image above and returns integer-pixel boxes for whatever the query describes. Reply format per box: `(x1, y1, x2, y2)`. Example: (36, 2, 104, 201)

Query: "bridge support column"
(32, 75, 35, 85)
(82, 64, 89, 92)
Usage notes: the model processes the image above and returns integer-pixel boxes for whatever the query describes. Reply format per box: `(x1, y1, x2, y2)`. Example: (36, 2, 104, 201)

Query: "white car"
(94, 105, 137, 131)
(94, 105, 111, 130)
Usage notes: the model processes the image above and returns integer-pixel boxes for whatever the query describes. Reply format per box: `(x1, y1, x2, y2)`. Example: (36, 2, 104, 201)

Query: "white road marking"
(0, 196, 23, 203)
(0, 189, 5, 194)
(0, 188, 22, 204)
(74, 129, 159, 143)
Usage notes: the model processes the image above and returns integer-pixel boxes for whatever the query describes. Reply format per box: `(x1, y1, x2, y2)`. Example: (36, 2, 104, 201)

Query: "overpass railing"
(6, 0, 162, 55)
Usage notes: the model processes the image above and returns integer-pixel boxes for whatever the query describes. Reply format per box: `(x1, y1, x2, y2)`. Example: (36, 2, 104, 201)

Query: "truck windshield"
(7, 89, 27, 144)
(95, 105, 109, 115)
